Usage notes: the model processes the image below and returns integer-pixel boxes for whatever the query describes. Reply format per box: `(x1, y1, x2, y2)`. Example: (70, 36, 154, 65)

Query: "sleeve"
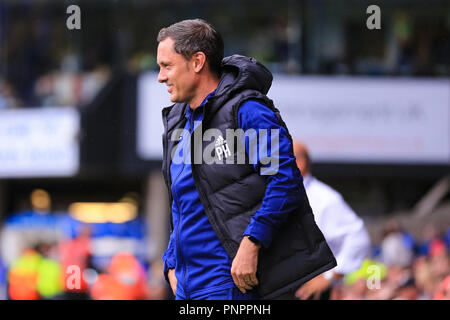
(238, 99, 304, 249)
(315, 196, 371, 275)
(162, 202, 177, 283)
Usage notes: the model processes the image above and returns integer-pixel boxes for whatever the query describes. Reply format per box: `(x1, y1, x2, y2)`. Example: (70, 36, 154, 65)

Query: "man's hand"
(167, 268, 177, 296)
(295, 272, 338, 300)
(231, 236, 261, 293)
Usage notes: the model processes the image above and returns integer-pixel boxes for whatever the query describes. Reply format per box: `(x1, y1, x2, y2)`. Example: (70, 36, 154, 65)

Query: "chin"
(171, 95, 187, 104)
(169, 94, 178, 102)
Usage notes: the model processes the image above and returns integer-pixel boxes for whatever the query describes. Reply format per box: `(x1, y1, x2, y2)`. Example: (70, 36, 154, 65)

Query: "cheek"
(176, 72, 193, 92)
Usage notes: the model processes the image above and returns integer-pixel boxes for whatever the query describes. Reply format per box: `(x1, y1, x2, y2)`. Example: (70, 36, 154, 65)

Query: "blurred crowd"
(0, 1, 448, 110)
(0, 64, 111, 110)
(0, 227, 171, 300)
(3, 238, 165, 300)
(0, 204, 447, 300)
(332, 220, 450, 300)
(0, 189, 170, 301)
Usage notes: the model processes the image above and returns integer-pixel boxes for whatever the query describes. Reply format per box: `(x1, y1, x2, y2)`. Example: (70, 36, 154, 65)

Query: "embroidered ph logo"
(215, 135, 231, 161)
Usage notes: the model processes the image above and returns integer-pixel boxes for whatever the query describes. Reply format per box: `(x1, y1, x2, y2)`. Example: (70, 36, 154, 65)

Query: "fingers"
(231, 271, 245, 293)
(170, 278, 177, 296)
(234, 275, 253, 293)
(171, 284, 177, 296)
(295, 285, 313, 300)
(249, 273, 259, 287)
(242, 275, 258, 291)
(231, 270, 258, 293)
(230, 237, 260, 294)
(297, 290, 312, 300)
(241, 277, 254, 290)
(168, 269, 177, 296)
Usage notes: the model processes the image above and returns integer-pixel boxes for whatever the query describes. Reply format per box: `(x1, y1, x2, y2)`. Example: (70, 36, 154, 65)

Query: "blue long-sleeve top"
(238, 100, 304, 248)
(162, 92, 303, 298)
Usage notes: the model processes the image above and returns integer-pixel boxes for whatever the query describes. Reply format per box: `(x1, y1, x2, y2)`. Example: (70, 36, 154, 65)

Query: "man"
(293, 142, 371, 300)
(158, 19, 336, 300)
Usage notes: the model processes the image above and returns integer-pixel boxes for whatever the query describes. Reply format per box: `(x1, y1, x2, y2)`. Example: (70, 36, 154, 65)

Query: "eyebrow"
(158, 61, 170, 67)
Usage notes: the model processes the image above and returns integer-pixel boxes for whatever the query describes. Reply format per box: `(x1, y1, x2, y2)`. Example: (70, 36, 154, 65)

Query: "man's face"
(157, 37, 196, 104)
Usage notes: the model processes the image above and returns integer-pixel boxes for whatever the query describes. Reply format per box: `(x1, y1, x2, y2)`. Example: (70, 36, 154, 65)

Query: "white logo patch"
(215, 135, 231, 160)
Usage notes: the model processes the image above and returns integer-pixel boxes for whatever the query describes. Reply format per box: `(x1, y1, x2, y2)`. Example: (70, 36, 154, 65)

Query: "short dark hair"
(157, 19, 224, 77)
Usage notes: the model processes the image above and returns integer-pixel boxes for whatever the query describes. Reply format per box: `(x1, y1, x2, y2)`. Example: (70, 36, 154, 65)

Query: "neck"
(189, 75, 219, 109)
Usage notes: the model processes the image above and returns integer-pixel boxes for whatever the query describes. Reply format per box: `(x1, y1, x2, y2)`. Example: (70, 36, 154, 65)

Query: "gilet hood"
(163, 55, 273, 131)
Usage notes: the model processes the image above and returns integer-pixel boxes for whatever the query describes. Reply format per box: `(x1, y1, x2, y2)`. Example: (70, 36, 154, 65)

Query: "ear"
(191, 52, 207, 73)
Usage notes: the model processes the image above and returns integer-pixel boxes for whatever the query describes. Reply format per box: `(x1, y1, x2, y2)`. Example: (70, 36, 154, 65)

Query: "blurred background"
(0, 0, 448, 300)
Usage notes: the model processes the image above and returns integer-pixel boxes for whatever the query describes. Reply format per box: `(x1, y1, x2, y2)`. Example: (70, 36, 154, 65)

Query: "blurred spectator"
(417, 223, 445, 256)
(382, 264, 418, 300)
(393, 275, 420, 300)
(293, 142, 371, 299)
(8, 248, 41, 300)
(0, 189, 66, 268)
(434, 275, 450, 300)
(79, 65, 110, 106)
(380, 219, 414, 268)
(8, 243, 65, 300)
(58, 224, 92, 299)
(429, 242, 449, 283)
(34, 242, 65, 300)
(0, 79, 22, 109)
(340, 278, 370, 300)
(32, 73, 57, 107)
(33, 65, 110, 107)
(90, 252, 149, 300)
(413, 256, 439, 299)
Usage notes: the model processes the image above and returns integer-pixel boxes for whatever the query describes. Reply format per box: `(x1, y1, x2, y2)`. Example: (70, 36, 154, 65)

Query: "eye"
(159, 63, 169, 70)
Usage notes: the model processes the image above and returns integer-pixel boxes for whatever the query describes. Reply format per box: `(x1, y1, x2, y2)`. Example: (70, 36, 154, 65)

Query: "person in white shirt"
(293, 141, 371, 300)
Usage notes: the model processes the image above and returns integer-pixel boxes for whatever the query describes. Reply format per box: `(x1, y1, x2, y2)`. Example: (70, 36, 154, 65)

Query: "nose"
(158, 69, 167, 83)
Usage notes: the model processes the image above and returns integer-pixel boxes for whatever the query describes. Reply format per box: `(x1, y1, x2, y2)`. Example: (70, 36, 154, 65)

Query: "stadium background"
(0, 0, 448, 300)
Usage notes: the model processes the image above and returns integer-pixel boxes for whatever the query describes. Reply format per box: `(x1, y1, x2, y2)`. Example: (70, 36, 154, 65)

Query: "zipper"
(163, 105, 192, 298)
(171, 115, 195, 300)
(178, 108, 201, 300)
(171, 135, 189, 299)
(162, 105, 188, 231)
(173, 192, 188, 299)
(171, 107, 201, 300)
(162, 116, 174, 231)
(182, 110, 197, 300)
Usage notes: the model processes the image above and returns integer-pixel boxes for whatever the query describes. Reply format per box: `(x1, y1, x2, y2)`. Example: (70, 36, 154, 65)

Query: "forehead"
(157, 38, 183, 64)
(158, 37, 175, 53)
